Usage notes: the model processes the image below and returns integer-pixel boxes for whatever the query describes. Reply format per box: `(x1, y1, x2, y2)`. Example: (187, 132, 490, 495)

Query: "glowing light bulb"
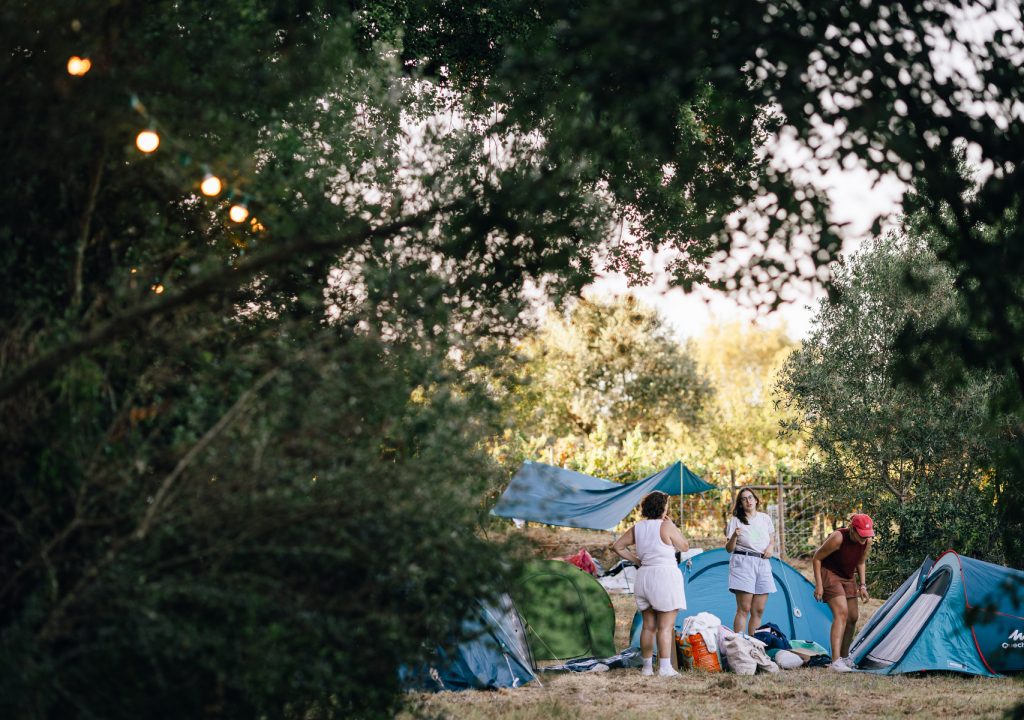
(250, 217, 266, 233)
(229, 203, 249, 223)
(67, 56, 92, 76)
(200, 174, 222, 197)
(151, 284, 165, 294)
(136, 130, 160, 153)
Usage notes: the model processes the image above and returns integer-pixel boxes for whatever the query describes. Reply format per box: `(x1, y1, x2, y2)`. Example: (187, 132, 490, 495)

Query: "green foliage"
(507, 296, 712, 445)
(691, 322, 805, 476)
(778, 231, 1009, 590)
(5, 0, 1024, 716)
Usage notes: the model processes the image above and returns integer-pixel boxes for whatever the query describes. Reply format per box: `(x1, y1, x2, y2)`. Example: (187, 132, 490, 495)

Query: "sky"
(585, 157, 907, 342)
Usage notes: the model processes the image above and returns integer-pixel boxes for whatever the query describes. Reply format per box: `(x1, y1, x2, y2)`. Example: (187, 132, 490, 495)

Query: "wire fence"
(677, 472, 844, 560)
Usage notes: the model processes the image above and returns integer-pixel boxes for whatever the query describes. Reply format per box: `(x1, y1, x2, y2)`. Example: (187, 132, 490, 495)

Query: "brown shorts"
(821, 566, 858, 602)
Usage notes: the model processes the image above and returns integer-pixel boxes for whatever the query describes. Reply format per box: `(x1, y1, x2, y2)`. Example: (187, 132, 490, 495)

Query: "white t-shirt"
(726, 512, 774, 554)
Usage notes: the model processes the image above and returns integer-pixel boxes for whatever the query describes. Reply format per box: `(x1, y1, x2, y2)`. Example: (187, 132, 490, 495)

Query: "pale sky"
(586, 156, 907, 342)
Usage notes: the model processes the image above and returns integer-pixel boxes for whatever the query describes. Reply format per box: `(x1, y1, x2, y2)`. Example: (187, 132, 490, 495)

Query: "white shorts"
(635, 565, 687, 612)
(728, 553, 777, 595)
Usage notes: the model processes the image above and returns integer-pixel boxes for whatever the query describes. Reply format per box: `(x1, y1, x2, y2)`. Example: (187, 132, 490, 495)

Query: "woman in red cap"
(811, 513, 874, 671)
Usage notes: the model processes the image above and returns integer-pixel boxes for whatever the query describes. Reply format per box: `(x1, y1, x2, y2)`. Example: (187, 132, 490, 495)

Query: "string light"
(66, 56, 91, 76)
(136, 129, 160, 153)
(229, 202, 250, 223)
(200, 173, 222, 197)
(122, 93, 267, 229)
(151, 283, 165, 294)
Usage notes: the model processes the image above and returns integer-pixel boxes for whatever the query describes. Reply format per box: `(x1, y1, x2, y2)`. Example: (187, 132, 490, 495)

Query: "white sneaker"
(658, 667, 681, 677)
(641, 665, 654, 677)
(829, 657, 854, 672)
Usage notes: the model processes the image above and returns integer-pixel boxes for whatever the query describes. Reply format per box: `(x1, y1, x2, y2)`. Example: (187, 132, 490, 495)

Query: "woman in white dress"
(725, 487, 777, 634)
(612, 491, 689, 677)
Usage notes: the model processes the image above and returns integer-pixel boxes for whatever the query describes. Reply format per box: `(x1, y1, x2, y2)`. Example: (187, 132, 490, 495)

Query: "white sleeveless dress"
(633, 519, 687, 612)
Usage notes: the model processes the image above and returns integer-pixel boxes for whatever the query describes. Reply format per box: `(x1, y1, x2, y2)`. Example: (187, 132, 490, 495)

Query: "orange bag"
(677, 632, 721, 672)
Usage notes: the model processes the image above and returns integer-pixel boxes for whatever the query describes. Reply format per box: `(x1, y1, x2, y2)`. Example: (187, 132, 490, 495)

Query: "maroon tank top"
(822, 528, 867, 579)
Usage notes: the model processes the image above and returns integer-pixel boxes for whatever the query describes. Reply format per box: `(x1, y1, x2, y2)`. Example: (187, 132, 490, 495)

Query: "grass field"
(405, 527, 1024, 719)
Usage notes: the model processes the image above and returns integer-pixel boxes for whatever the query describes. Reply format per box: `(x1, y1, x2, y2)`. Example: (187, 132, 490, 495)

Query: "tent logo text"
(1003, 629, 1024, 649)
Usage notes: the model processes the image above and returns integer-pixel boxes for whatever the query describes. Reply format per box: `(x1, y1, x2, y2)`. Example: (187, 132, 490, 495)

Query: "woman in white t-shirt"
(724, 487, 777, 634)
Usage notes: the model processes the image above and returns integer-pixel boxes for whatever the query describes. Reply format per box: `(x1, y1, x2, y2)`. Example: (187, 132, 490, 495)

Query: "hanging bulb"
(250, 217, 266, 233)
(136, 129, 160, 153)
(200, 173, 222, 197)
(66, 56, 92, 76)
(229, 202, 249, 223)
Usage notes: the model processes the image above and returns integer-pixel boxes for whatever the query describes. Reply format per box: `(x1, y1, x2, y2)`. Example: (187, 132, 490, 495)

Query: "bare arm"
(724, 520, 740, 553)
(763, 533, 775, 560)
(611, 526, 640, 565)
(857, 539, 872, 601)
(812, 531, 843, 600)
(661, 519, 689, 553)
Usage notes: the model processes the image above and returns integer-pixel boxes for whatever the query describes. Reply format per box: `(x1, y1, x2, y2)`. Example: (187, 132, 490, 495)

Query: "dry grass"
(405, 528, 1024, 719)
(409, 669, 1022, 720)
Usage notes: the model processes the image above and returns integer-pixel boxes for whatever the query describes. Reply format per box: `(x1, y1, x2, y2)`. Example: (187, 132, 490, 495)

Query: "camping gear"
(401, 593, 537, 691)
(678, 631, 722, 672)
(753, 622, 791, 651)
(512, 559, 617, 661)
(491, 460, 715, 530)
(787, 639, 830, 665)
(771, 649, 805, 669)
(598, 564, 637, 594)
(541, 647, 643, 673)
(848, 551, 1024, 676)
(681, 612, 722, 653)
(720, 631, 779, 675)
(562, 548, 599, 576)
(628, 549, 833, 654)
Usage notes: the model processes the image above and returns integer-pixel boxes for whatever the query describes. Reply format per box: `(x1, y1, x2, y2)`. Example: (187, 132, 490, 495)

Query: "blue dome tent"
(401, 594, 538, 691)
(629, 549, 833, 651)
(849, 551, 1024, 676)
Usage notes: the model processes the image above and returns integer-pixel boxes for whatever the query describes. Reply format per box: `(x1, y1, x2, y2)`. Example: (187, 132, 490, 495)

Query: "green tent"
(511, 559, 616, 661)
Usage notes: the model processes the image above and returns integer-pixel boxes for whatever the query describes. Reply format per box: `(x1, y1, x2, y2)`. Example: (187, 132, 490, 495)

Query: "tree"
(507, 296, 712, 445)
(691, 322, 805, 476)
(778, 231, 1009, 590)
(4, 1, 1024, 716)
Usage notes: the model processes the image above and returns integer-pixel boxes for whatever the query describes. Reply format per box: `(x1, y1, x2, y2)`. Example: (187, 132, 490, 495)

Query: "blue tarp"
(491, 460, 715, 530)
(627, 549, 834, 653)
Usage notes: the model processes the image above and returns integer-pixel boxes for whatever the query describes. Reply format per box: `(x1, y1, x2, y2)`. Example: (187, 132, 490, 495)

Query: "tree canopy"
(3, 0, 1024, 717)
(778, 226, 1010, 588)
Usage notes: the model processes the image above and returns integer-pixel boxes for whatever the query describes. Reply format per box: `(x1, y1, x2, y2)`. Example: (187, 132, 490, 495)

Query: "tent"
(628, 549, 833, 652)
(401, 593, 537, 691)
(511, 559, 617, 661)
(849, 551, 1024, 676)
(491, 460, 715, 530)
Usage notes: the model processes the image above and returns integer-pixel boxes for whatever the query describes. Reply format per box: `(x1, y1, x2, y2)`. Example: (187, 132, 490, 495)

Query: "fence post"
(777, 470, 786, 560)
(729, 470, 736, 537)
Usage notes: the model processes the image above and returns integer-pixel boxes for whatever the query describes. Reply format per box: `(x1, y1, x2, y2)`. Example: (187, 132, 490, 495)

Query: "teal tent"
(850, 551, 1024, 676)
(401, 594, 537, 691)
(628, 549, 833, 652)
(491, 460, 714, 530)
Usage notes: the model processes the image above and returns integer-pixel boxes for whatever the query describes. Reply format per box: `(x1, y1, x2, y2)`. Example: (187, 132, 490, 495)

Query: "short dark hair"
(641, 491, 669, 520)
(732, 487, 760, 525)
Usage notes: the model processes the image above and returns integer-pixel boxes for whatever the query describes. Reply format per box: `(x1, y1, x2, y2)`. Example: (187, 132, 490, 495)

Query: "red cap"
(850, 513, 875, 537)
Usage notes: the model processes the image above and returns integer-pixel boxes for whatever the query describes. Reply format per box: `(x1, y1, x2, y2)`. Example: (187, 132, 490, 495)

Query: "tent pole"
(680, 466, 684, 530)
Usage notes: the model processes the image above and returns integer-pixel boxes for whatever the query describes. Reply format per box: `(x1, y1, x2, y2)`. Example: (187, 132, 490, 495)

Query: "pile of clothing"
(677, 613, 831, 674)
